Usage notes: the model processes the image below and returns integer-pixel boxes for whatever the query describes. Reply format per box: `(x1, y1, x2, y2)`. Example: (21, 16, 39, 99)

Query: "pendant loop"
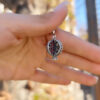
(52, 30, 56, 39)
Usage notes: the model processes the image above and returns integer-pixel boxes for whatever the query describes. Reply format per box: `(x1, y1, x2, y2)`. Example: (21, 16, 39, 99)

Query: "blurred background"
(0, 0, 100, 100)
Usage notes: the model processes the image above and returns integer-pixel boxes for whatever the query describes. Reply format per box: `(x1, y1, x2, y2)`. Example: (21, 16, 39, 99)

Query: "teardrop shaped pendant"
(47, 30, 63, 60)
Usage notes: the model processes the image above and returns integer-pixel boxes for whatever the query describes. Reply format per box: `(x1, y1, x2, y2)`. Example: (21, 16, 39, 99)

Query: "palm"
(0, 34, 48, 80)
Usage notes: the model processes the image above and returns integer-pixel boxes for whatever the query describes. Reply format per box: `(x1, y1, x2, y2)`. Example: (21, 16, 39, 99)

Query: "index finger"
(55, 29, 100, 63)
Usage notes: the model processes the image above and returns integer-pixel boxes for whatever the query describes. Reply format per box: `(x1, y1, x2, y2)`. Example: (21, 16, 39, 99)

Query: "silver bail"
(52, 30, 56, 39)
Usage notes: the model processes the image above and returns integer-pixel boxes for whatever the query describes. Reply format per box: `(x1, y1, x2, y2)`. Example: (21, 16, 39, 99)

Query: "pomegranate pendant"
(47, 31, 63, 60)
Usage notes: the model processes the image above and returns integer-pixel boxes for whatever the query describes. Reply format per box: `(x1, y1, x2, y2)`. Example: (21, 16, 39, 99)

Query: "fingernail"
(87, 73, 99, 85)
(94, 76, 99, 83)
(54, 1, 69, 12)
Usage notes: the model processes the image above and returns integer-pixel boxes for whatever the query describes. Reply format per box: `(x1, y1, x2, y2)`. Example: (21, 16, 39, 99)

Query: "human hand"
(0, 2, 99, 86)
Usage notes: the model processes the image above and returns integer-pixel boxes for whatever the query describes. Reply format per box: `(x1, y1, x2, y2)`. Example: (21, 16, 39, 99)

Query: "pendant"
(47, 30, 63, 60)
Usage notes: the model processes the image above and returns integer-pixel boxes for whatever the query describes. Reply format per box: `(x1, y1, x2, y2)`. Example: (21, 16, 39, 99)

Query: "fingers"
(41, 61, 98, 86)
(55, 52, 100, 75)
(30, 69, 70, 85)
(6, 2, 68, 38)
(54, 29, 100, 64)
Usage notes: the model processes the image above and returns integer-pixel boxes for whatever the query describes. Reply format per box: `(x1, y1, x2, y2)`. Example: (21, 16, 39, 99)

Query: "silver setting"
(47, 30, 63, 60)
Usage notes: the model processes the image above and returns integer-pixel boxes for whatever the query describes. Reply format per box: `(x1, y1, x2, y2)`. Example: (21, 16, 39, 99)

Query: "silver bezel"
(47, 39, 63, 57)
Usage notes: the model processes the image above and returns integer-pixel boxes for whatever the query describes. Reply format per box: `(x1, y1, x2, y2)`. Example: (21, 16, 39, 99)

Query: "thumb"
(14, 2, 68, 37)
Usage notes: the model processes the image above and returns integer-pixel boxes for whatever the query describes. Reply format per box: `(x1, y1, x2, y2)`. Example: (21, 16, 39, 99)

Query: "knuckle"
(39, 12, 54, 23)
(85, 63, 96, 73)
(88, 64, 99, 74)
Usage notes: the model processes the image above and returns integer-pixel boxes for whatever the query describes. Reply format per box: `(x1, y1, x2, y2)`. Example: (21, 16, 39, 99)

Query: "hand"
(0, 2, 99, 86)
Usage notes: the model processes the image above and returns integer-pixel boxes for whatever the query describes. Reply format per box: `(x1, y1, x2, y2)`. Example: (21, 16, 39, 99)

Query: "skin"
(0, 2, 100, 86)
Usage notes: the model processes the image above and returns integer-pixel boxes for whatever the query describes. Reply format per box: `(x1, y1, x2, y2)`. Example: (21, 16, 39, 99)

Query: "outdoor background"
(0, 0, 100, 100)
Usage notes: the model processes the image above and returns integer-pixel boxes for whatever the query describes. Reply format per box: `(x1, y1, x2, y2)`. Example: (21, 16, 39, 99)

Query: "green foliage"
(34, 93, 39, 100)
